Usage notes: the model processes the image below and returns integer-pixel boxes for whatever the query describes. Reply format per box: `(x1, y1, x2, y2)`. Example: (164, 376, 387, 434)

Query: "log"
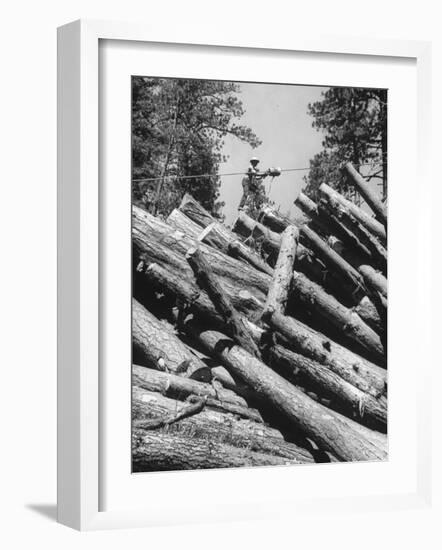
(265, 344, 387, 428)
(355, 296, 384, 335)
(186, 247, 261, 358)
(232, 210, 363, 305)
(132, 298, 211, 379)
(319, 183, 386, 243)
(133, 364, 251, 411)
(133, 370, 263, 424)
(141, 263, 386, 424)
(344, 162, 387, 227)
(133, 205, 270, 303)
(265, 311, 387, 397)
(132, 388, 314, 463)
(296, 192, 374, 266)
(258, 205, 293, 233)
(290, 271, 385, 365)
(300, 224, 367, 300)
(183, 320, 387, 462)
(166, 208, 203, 239)
(178, 193, 217, 228)
(132, 430, 299, 471)
(318, 189, 387, 273)
(263, 225, 299, 319)
(359, 265, 388, 298)
(199, 222, 273, 276)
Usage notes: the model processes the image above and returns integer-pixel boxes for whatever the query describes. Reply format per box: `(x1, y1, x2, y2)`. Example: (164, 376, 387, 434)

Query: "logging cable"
(132, 160, 387, 184)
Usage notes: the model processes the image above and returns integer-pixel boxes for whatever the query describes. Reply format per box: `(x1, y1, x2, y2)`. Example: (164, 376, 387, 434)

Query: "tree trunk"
(266, 311, 387, 397)
(133, 365, 263, 422)
(354, 296, 384, 336)
(318, 190, 387, 274)
(166, 208, 203, 239)
(183, 320, 387, 462)
(319, 183, 386, 243)
(300, 224, 367, 301)
(199, 222, 273, 276)
(290, 272, 385, 365)
(296, 192, 374, 268)
(258, 205, 293, 233)
(359, 265, 387, 298)
(265, 344, 387, 428)
(263, 225, 299, 319)
(133, 205, 270, 303)
(132, 430, 304, 471)
(132, 388, 314, 464)
(186, 247, 262, 358)
(344, 162, 387, 227)
(132, 298, 211, 380)
(178, 192, 217, 228)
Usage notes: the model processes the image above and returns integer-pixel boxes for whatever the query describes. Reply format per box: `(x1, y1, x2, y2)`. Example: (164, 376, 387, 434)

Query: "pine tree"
(132, 77, 261, 218)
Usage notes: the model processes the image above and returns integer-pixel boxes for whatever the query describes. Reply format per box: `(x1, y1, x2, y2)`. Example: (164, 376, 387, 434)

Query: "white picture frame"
(57, 19, 432, 531)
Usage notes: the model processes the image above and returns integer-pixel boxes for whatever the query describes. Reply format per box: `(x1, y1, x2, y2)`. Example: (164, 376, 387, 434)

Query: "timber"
(319, 183, 386, 243)
(132, 430, 300, 470)
(266, 311, 387, 396)
(178, 192, 217, 228)
(199, 222, 273, 275)
(166, 208, 203, 238)
(290, 271, 385, 364)
(186, 246, 261, 358)
(300, 224, 367, 299)
(318, 189, 387, 273)
(183, 320, 387, 462)
(344, 162, 387, 227)
(359, 264, 388, 298)
(132, 298, 210, 379)
(263, 225, 299, 319)
(133, 388, 314, 463)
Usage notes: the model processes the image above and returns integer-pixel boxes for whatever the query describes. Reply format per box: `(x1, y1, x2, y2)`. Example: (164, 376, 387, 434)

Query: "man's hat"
(250, 156, 259, 163)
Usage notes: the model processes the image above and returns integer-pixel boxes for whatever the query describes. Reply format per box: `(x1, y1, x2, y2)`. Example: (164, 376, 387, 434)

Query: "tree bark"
(132, 388, 314, 464)
(183, 320, 387, 462)
(300, 224, 367, 300)
(133, 205, 270, 303)
(265, 344, 387, 428)
(178, 192, 217, 228)
(166, 208, 203, 239)
(263, 225, 299, 319)
(265, 311, 387, 396)
(133, 298, 211, 379)
(199, 222, 274, 276)
(344, 162, 387, 227)
(258, 205, 293, 233)
(319, 183, 386, 243)
(359, 265, 387, 298)
(132, 430, 303, 471)
(133, 366, 263, 422)
(318, 189, 387, 273)
(290, 272, 385, 365)
(186, 247, 262, 358)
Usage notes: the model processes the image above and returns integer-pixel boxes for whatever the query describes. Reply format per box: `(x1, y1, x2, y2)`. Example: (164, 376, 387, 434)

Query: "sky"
(218, 82, 329, 225)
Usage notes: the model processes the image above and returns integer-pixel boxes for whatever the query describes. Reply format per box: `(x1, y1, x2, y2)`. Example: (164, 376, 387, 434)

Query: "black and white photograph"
(131, 76, 388, 472)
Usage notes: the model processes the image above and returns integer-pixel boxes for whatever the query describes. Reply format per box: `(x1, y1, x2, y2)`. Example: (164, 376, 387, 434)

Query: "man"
(239, 157, 270, 211)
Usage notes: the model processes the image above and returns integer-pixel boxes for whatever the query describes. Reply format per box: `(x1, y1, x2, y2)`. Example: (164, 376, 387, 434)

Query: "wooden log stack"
(132, 168, 388, 471)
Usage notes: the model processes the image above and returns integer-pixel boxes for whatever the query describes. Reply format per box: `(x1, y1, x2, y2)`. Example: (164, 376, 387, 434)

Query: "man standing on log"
(239, 157, 270, 214)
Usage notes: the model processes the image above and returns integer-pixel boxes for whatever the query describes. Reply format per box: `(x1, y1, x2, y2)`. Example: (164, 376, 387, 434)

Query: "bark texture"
(344, 162, 387, 227)
(263, 225, 299, 319)
(178, 193, 217, 228)
(183, 320, 387, 462)
(166, 208, 203, 239)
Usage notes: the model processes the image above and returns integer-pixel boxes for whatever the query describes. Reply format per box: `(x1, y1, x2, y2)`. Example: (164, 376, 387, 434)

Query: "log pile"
(132, 165, 388, 471)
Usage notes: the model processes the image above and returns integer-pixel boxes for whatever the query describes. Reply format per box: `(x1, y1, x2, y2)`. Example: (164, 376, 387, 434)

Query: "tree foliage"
(303, 88, 387, 201)
(132, 77, 261, 218)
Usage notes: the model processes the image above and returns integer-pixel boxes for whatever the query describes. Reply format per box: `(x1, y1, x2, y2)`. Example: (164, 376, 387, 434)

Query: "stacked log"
(132, 166, 387, 471)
